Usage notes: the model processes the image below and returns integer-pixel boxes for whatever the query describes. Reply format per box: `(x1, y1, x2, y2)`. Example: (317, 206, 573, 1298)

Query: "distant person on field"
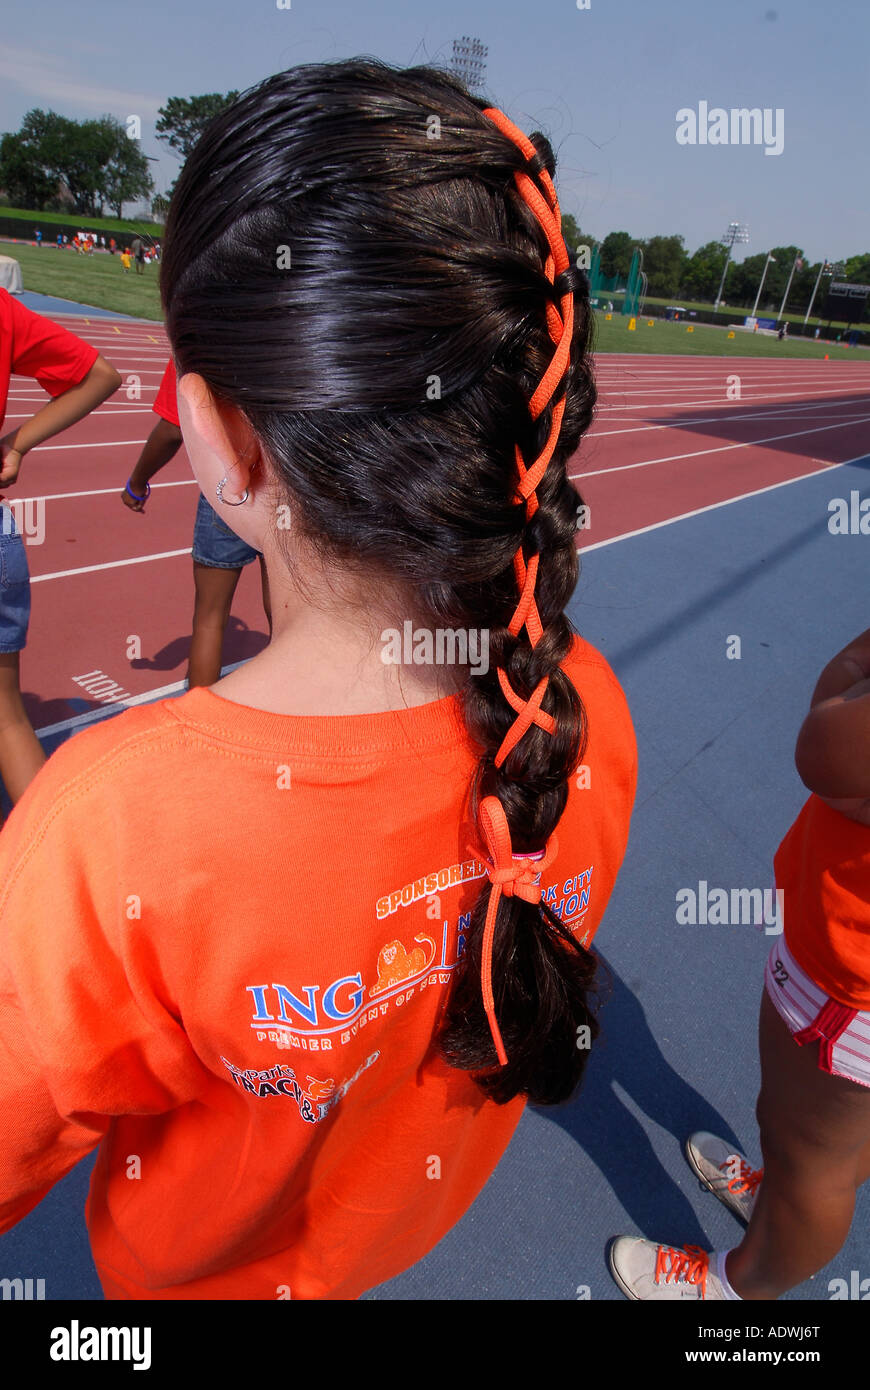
(109, 237, 116, 255)
(34, 230, 41, 249)
(120, 249, 132, 274)
(0, 289, 121, 808)
(121, 359, 271, 686)
(131, 236, 145, 275)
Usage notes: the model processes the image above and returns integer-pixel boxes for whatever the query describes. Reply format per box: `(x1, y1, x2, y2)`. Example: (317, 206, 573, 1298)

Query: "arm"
(0, 740, 205, 1233)
(795, 630, 870, 820)
(0, 355, 122, 487)
(122, 418, 184, 512)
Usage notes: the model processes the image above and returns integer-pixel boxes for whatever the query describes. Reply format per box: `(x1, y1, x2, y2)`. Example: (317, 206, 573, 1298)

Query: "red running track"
(6, 322, 870, 735)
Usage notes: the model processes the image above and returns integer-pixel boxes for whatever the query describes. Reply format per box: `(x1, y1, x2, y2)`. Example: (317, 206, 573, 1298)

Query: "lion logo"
(304, 1076, 336, 1103)
(369, 934, 437, 996)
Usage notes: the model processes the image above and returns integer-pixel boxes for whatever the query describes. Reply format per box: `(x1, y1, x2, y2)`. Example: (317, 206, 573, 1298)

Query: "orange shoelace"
(654, 1244, 710, 1298)
(470, 107, 574, 1068)
(721, 1158, 764, 1197)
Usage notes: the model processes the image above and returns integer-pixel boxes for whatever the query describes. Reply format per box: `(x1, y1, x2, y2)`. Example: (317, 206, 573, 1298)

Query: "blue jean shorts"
(191, 492, 260, 569)
(0, 506, 31, 653)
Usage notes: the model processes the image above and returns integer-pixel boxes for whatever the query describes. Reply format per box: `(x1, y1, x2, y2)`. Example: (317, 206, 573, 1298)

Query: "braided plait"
(437, 112, 600, 1103)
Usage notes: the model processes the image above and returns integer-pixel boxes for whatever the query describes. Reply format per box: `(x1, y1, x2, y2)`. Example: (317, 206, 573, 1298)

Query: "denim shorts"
(0, 506, 31, 653)
(191, 492, 260, 569)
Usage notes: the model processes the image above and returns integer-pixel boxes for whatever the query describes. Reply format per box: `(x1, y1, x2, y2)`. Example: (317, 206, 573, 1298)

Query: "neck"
(210, 540, 468, 717)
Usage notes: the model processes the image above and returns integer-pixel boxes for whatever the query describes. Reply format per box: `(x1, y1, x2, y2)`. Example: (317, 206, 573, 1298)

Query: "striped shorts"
(765, 938, 870, 1089)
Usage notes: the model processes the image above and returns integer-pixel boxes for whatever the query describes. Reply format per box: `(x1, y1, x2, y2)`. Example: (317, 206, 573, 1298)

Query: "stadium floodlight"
(803, 260, 833, 325)
(714, 222, 749, 308)
(450, 37, 488, 92)
(777, 254, 805, 323)
(751, 254, 776, 318)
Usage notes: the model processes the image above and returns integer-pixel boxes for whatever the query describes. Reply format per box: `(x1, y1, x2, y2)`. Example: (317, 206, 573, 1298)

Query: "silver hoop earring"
(216, 477, 248, 506)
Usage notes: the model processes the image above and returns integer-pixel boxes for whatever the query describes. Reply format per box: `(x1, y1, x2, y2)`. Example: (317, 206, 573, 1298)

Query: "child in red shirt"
(0, 289, 120, 805)
(0, 62, 637, 1300)
(120, 359, 271, 685)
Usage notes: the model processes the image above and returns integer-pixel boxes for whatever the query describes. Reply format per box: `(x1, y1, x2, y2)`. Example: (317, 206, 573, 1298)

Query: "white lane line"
(31, 548, 192, 583)
(3, 479, 195, 505)
(575, 414, 870, 479)
(20, 439, 169, 452)
(596, 387, 870, 410)
(578, 451, 870, 554)
(35, 661, 248, 739)
(593, 405, 870, 438)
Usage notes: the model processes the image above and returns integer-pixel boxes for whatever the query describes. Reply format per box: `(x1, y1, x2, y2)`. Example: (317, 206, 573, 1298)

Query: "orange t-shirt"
(775, 795, 870, 1008)
(0, 635, 636, 1300)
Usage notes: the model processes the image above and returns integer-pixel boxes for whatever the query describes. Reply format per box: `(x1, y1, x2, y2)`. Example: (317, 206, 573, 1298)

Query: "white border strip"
(36, 661, 248, 739)
(579, 451, 868, 554)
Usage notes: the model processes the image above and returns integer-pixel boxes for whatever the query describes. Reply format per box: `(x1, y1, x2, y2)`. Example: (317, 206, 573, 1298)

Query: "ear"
(177, 372, 261, 493)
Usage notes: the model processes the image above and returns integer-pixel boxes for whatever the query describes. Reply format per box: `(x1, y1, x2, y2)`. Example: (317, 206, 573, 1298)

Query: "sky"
(1, 0, 867, 266)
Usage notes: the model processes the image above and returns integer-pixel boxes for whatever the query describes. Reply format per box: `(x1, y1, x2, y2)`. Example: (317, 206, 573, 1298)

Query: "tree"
(729, 247, 803, 311)
(599, 230, 634, 278)
(155, 93, 240, 161)
(96, 117, 154, 218)
(561, 214, 593, 254)
(0, 131, 56, 208)
(641, 234, 687, 299)
(680, 240, 729, 302)
(844, 253, 870, 285)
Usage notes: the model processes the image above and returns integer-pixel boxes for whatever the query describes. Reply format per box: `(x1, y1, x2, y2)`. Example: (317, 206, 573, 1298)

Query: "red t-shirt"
(775, 795, 870, 1007)
(0, 635, 636, 1300)
(153, 358, 179, 427)
(0, 288, 98, 431)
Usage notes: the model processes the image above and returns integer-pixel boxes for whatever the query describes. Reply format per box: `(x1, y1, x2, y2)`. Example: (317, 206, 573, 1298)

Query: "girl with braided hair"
(0, 59, 635, 1299)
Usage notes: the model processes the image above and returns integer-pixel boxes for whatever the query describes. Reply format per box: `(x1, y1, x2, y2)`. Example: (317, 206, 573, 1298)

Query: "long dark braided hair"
(160, 57, 599, 1106)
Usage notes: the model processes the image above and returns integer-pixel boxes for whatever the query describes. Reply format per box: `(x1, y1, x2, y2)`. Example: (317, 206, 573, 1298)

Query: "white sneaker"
(609, 1237, 727, 1300)
(685, 1131, 762, 1224)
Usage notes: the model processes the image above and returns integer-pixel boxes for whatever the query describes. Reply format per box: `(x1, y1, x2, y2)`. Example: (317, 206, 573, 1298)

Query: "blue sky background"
(1, 0, 867, 265)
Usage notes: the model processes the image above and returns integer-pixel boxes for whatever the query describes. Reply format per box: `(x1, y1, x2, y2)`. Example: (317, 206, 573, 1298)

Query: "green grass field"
(598, 291, 855, 334)
(1, 239, 162, 319)
(2, 237, 869, 361)
(592, 312, 868, 361)
(0, 203, 162, 238)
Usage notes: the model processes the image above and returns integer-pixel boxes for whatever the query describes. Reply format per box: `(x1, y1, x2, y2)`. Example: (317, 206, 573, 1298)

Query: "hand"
(121, 484, 147, 513)
(0, 436, 23, 487)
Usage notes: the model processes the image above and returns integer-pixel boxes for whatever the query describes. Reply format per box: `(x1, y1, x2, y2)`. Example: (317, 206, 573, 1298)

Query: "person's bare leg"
(188, 564, 242, 688)
(258, 554, 273, 638)
(0, 652, 46, 802)
(726, 990, 870, 1300)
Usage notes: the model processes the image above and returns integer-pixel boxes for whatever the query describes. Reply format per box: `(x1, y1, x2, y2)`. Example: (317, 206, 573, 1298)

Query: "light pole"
(777, 255, 803, 323)
(751, 254, 776, 318)
(450, 37, 488, 91)
(714, 222, 749, 308)
(804, 261, 830, 325)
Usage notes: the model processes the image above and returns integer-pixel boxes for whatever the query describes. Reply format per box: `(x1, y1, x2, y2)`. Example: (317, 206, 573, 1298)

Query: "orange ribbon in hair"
(470, 796, 559, 1066)
(469, 107, 574, 1065)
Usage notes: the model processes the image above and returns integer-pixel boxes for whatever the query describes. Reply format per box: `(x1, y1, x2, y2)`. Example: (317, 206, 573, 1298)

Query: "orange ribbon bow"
(471, 795, 559, 1066)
